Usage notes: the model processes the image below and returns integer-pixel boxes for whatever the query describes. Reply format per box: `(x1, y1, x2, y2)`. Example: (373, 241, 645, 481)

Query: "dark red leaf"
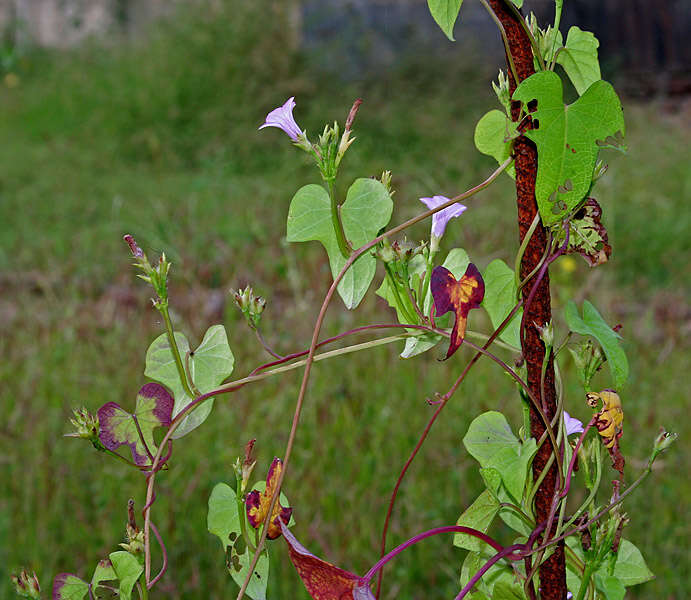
(280, 521, 374, 600)
(431, 263, 485, 359)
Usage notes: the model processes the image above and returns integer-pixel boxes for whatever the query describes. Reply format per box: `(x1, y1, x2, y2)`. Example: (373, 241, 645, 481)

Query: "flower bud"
(379, 170, 393, 195)
(536, 321, 554, 348)
(568, 340, 605, 389)
(65, 407, 104, 451)
(232, 285, 266, 328)
(492, 69, 511, 115)
(592, 159, 609, 183)
(11, 569, 41, 599)
(652, 428, 677, 458)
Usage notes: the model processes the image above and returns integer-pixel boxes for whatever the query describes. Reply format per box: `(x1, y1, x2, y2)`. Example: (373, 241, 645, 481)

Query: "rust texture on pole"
(487, 1, 566, 598)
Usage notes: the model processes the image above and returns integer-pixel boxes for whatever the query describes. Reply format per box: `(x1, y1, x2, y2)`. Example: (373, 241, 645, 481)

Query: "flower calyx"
(11, 569, 41, 599)
(232, 285, 266, 329)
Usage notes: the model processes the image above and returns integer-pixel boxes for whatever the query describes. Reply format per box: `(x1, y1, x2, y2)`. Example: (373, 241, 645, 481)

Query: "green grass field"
(1, 2, 689, 598)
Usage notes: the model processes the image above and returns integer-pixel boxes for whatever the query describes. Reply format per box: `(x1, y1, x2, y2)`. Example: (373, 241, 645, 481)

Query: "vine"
(12, 2, 676, 600)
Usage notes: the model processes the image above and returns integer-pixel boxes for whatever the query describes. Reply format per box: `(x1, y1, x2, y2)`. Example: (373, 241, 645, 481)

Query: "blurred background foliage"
(0, 1, 689, 598)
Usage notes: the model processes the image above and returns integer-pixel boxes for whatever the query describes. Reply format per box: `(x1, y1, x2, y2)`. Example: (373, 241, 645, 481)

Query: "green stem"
(421, 248, 435, 311)
(575, 563, 596, 600)
(157, 303, 195, 398)
(514, 213, 540, 297)
(327, 179, 352, 258)
(138, 579, 149, 600)
(236, 479, 257, 554)
(384, 264, 419, 325)
(562, 440, 602, 531)
(480, 0, 520, 85)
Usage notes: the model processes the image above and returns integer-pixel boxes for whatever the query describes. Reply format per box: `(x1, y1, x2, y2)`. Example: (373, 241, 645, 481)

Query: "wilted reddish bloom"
(246, 457, 292, 540)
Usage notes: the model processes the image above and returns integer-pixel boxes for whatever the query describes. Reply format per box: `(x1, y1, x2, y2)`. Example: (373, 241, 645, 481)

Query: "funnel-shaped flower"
(420, 195, 467, 251)
(564, 411, 584, 436)
(259, 97, 304, 142)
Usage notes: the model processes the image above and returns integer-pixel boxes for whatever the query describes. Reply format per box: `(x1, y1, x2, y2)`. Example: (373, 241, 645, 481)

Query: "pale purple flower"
(564, 411, 584, 436)
(259, 97, 304, 141)
(420, 195, 468, 240)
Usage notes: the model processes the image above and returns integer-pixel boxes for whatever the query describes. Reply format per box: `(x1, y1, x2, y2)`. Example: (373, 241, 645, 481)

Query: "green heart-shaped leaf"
(463, 411, 537, 503)
(474, 110, 516, 179)
(556, 26, 601, 95)
(482, 259, 522, 348)
(144, 325, 235, 438)
(287, 178, 393, 309)
(109, 551, 143, 600)
(513, 71, 625, 225)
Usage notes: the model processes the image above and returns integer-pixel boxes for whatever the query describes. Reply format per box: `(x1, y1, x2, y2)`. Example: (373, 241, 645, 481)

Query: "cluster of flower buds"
(569, 339, 605, 389)
(120, 499, 145, 555)
(525, 11, 562, 63)
(65, 407, 104, 451)
(376, 237, 425, 266)
(492, 69, 511, 115)
(232, 285, 266, 329)
(123, 234, 171, 305)
(11, 569, 40, 599)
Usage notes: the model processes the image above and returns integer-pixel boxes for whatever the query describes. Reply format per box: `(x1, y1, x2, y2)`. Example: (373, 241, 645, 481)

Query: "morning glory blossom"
(564, 411, 584, 436)
(420, 195, 467, 251)
(259, 97, 304, 142)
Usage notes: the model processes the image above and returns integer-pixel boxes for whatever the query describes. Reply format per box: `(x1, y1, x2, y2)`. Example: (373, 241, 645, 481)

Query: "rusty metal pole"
(486, 1, 567, 598)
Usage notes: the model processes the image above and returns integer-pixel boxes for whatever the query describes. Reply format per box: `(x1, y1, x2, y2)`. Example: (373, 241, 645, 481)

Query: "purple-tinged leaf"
(431, 263, 485, 359)
(280, 521, 375, 600)
(98, 383, 173, 466)
(52, 573, 89, 600)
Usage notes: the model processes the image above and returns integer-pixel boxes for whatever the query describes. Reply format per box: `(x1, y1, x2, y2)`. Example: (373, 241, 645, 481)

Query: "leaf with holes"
(512, 71, 625, 225)
(207, 482, 269, 600)
(287, 179, 393, 309)
(556, 26, 601, 95)
(144, 325, 235, 438)
(427, 0, 464, 41)
(98, 383, 173, 466)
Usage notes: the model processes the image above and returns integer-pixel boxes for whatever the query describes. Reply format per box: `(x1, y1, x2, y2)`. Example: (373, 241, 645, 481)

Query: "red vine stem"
(373, 301, 524, 597)
(233, 158, 513, 599)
